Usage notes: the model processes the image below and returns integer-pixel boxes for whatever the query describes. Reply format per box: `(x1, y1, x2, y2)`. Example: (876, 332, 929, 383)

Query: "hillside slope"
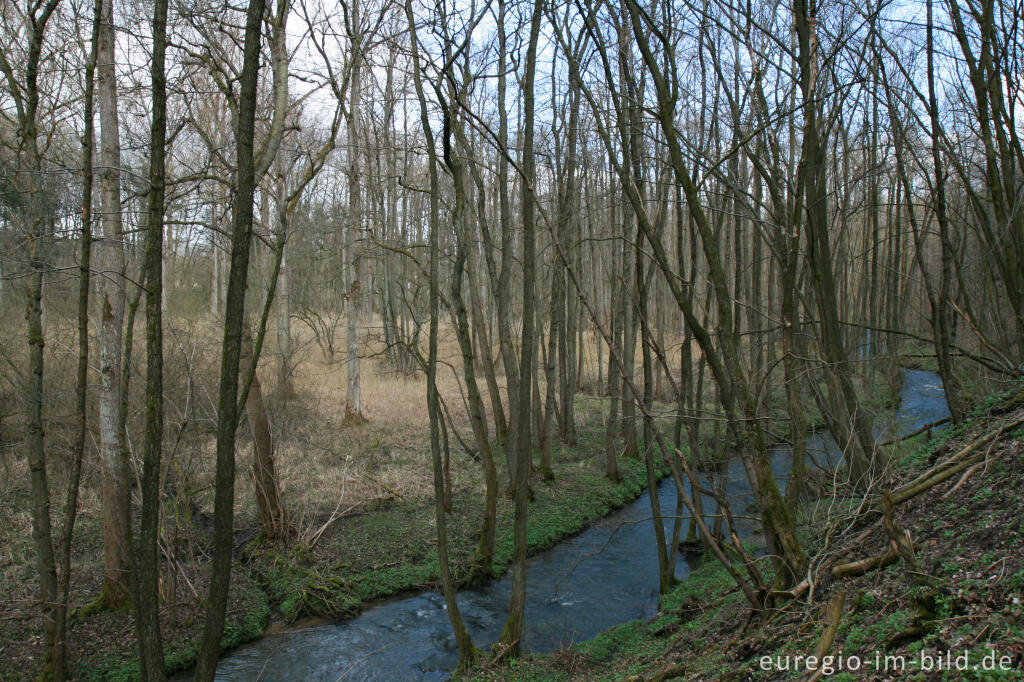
(480, 389, 1024, 681)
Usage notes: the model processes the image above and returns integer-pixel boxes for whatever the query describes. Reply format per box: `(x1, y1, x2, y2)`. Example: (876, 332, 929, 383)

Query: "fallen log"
(831, 548, 900, 579)
(806, 590, 846, 682)
(878, 417, 951, 447)
(768, 576, 810, 601)
(880, 415, 1024, 506)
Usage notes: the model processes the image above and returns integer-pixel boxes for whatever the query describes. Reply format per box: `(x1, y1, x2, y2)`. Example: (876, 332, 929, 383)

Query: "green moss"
(253, 449, 659, 628)
(575, 619, 650, 663)
(73, 570, 269, 681)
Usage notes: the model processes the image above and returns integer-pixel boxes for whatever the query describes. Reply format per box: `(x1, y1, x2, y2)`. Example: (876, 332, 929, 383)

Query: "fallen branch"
(882, 415, 1024, 506)
(806, 590, 846, 682)
(882, 492, 918, 567)
(878, 417, 951, 447)
(941, 461, 984, 499)
(832, 548, 900, 579)
(848, 519, 882, 548)
(768, 576, 810, 601)
(358, 471, 404, 498)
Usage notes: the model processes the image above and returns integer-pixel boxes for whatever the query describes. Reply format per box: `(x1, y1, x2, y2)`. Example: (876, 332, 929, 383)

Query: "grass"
(249, 452, 658, 625)
(0, 314, 679, 680)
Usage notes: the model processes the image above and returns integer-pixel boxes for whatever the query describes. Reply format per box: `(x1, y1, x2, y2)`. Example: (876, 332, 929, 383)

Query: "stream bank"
(0, 371, 911, 681)
(485, 379, 1024, 681)
(66, 403, 664, 681)
(195, 370, 951, 680)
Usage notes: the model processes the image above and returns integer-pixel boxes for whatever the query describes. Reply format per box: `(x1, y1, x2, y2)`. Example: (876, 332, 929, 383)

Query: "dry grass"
(244, 319, 481, 524)
(0, 306, 677, 639)
(0, 311, 500, 677)
(248, 313, 672, 528)
(0, 304, 691, 544)
(240, 316, 608, 522)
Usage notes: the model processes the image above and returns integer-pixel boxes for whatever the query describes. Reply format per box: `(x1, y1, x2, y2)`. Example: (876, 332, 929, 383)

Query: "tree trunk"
(498, 0, 542, 657)
(194, 0, 266, 675)
(276, 245, 292, 393)
(540, 263, 560, 479)
(243, 328, 286, 539)
(793, 0, 876, 487)
(444, 110, 498, 577)
(405, 6, 479, 667)
(1, 2, 65, 673)
(495, 0, 520, 494)
(54, 7, 100, 676)
(135, 0, 169, 674)
(605, 276, 622, 482)
(96, 0, 131, 608)
(345, 0, 364, 422)
(925, 0, 964, 423)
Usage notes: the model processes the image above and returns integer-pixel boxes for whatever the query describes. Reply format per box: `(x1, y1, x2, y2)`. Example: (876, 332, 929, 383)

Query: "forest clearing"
(1, 0, 1023, 679)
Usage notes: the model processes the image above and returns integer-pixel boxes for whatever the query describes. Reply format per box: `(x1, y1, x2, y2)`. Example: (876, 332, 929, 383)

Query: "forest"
(1, 0, 1023, 678)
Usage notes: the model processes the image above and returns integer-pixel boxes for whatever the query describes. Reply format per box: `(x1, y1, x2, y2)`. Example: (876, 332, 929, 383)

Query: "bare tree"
(95, 0, 130, 608)
(0, 0, 65, 667)
(193, 0, 267, 675)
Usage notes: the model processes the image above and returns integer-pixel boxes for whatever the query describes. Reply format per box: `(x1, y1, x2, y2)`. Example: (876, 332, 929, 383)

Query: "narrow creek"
(205, 369, 950, 680)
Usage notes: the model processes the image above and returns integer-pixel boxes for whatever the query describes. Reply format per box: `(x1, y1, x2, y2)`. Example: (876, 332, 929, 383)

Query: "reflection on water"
(203, 369, 949, 681)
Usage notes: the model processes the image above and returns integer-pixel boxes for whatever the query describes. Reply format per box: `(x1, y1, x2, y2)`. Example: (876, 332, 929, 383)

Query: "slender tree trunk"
(54, 7, 100, 676)
(540, 261, 560, 479)
(211, 229, 220, 317)
(498, 0, 542, 657)
(194, 0, 266, 675)
(793, 0, 876, 486)
(1, 1, 65, 672)
(495, 0, 520, 493)
(276, 245, 292, 392)
(558, 71, 580, 443)
(605, 276, 622, 482)
(345, 0, 364, 422)
(405, 7, 478, 667)
(925, 0, 964, 422)
(96, 0, 130, 607)
(243, 327, 286, 538)
(781, 236, 808, 506)
(26, 194, 57, 677)
(135, 0, 168, 674)
(445, 109, 498, 577)
(637, 225, 671, 593)
(467, 232, 506, 443)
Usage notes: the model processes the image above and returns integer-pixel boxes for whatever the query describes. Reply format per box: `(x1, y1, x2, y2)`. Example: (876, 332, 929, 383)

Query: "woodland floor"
(476, 387, 1024, 681)
(0, 355, 662, 681)
(0, 321, 915, 681)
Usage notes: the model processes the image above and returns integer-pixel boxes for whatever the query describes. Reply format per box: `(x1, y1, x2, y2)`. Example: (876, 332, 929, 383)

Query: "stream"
(204, 369, 950, 681)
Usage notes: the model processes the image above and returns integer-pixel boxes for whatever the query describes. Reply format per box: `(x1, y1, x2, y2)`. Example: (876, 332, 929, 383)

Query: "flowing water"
(203, 369, 949, 681)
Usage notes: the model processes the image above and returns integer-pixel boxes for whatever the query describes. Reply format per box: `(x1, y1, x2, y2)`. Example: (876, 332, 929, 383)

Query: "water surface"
(207, 369, 949, 680)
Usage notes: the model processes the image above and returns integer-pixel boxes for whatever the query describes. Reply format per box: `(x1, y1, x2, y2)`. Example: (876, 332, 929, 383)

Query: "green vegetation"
(3, 409, 663, 682)
(477, 384, 1024, 681)
(251, 453, 657, 626)
(69, 569, 269, 681)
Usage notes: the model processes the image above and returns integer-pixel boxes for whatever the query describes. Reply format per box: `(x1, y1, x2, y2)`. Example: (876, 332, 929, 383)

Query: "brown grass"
(0, 306, 676, 657)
